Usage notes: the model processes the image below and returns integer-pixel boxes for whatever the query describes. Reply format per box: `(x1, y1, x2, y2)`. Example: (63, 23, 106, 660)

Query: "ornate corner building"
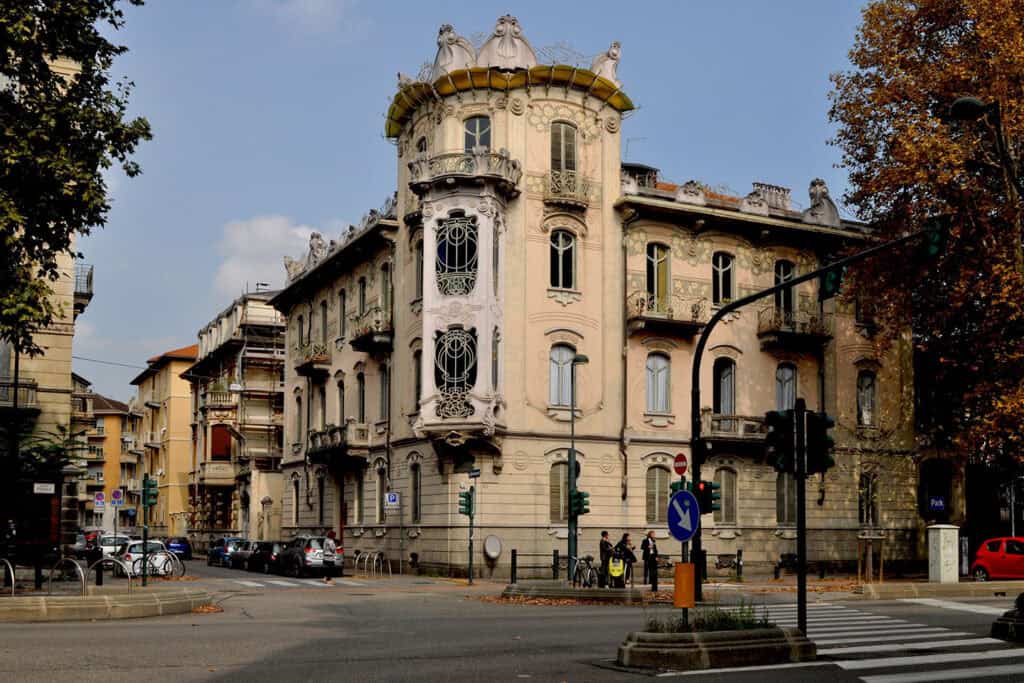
(270, 16, 960, 575)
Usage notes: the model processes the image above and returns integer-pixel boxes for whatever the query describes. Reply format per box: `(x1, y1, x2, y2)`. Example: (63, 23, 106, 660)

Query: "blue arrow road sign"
(667, 490, 700, 543)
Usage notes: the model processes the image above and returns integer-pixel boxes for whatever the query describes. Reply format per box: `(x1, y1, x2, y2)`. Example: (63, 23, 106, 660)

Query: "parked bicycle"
(571, 555, 598, 588)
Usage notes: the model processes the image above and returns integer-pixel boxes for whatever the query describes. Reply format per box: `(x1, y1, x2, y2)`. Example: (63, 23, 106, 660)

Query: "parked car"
(246, 541, 287, 574)
(114, 540, 171, 576)
(207, 537, 244, 567)
(165, 537, 193, 561)
(971, 537, 1024, 580)
(228, 541, 257, 569)
(279, 536, 338, 578)
(99, 534, 132, 557)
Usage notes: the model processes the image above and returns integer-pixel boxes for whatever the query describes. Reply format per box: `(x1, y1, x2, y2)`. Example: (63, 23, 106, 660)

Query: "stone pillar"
(927, 524, 959, 583)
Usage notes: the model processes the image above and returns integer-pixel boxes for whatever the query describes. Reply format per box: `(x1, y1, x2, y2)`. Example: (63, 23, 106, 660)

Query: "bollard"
(34, 560, 43, 590)
(736, 548, 743, 579)
(552, 549, 559, 580)
(510, 549, 517, 584)
(819, 562, 826, 580)
(95, 561, 103, 587)
(774, 561, 781, 580)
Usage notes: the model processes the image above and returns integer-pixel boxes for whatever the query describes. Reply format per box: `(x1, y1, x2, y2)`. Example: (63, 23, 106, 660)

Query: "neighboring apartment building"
(70, 374, 141, 531)
(129, 345, 197, 537)
(184, 292, 285, 543)
(272, 17, 953, 575)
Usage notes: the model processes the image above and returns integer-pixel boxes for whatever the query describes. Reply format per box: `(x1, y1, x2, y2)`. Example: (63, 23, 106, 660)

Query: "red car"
(971, 537, 1024, 581)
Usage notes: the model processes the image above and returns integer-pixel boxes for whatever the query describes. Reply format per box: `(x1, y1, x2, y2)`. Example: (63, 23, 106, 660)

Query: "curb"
(0, 587, 213, 622)
(502, 584, 648, 604)
(860, 580, 1024, 600)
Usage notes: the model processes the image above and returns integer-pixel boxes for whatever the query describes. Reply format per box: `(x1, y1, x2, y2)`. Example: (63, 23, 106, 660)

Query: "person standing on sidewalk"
(323, 530, 337, 584)
(641, 530, 659, 591)
(598, 530, 613, 587)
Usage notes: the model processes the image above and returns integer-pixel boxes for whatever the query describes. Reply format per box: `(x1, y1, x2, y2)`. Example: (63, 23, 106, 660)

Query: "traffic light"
(570, 490, 591, 517)
(765, 409, 795, 474)
(922, 216, 950, 259)
(142, 475, 158, 508)
(818, 265, 846, 301)
(805, 411, 836, 475)
(458, 487, 474, 517)
(695, 480, 720, 515)
(670, 479, 686, 494)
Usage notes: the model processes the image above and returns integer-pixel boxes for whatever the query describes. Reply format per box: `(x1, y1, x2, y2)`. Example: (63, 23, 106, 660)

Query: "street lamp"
(568, 353, 589, 583)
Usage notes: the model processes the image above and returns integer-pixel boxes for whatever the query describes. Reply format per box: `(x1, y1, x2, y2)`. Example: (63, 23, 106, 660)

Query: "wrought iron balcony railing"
(74, 263, 94, 297)
(626, 290, 709, 336)
(348, 304, 394, 353)
(294, 341, 332, 377)
(544, 170, 595, 208)
(756, 306, 834, 350)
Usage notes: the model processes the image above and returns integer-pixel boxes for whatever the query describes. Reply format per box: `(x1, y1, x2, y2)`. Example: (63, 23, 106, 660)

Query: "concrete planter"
(617, 626, 816, 670)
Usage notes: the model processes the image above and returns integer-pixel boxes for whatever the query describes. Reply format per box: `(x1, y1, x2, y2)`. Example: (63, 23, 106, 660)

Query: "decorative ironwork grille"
(434, 328, 477, 419)
(436, 215, 479, 296)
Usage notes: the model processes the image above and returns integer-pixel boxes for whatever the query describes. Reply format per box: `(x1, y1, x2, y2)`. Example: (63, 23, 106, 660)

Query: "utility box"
(928, 524, 959, 583)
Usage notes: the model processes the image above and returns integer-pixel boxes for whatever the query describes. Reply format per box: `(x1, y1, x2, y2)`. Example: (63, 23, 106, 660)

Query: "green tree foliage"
(0, 0, 151, 354)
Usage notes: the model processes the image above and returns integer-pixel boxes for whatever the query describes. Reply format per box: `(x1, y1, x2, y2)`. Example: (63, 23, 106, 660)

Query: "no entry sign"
(673, 453, 688, 477)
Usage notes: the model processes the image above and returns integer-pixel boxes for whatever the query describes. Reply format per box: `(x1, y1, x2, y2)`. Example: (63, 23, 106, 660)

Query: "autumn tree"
(829, 0, 1024, 470)
(0, 0, 151, 354)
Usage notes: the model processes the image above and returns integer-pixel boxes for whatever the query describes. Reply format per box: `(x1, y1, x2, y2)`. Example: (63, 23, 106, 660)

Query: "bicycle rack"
(0, 558, 13, 597)
(371, 551, 391, 578)
(86, 557, 133, 595)
(47, 557, 86, 596)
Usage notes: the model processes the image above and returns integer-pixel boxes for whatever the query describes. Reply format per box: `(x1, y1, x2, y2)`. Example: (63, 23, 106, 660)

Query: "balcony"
(702, 410, 766, 457)
(543, 170, 595, 210)
(307, 422, 370, 469)
(124, 479, 141, 493)
(201, 390, 237, 411)
(199, 460, 236, 486)
(348, 304, 393, 354)
(74, 263, 94, 316)
(294, 341, 332, 378)
(407, 149, 522, 199)
(626, 291, 709, 337)
(0, 378, 40, 415)
(756, 306, 833, 351)
(82, 474, 105, 488)
(144, 431, 162, 448)
(120, 453, 138, 465)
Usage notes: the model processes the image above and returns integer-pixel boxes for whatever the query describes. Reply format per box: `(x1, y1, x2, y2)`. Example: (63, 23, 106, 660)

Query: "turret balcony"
(756, 306, 833, 351)
(626, 291, 708, 337)
(348, 304, 394, 354)
(408, 149, 522, 199)
(294, 341, 332, 378)
(543, 170, 594, 210)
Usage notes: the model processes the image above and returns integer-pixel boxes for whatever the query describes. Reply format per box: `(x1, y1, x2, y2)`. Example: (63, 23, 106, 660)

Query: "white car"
(99, 535, 132, 557)
(115, 540, 173, 576)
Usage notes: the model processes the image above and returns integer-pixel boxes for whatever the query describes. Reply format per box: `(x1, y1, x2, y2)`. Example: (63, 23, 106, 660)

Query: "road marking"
(804, 623, 931, 634)
(232, 580, 265, 588)
(654, 661, 834, 677)
(335, 579, 366, 586)
(266, 580, 300, 587)
(818, 636, 1003, 655)
(900, 598, 1008, 615)
(838, 648, 1024, 671)
(861, 663, 1024, 683)
(773, 616, 907, 625)
(813, 630, 972, 645)
(806, 626, 956, 639)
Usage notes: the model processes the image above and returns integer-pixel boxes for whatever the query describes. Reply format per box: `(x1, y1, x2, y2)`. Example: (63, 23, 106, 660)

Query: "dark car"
(247, 541, 287, 574)
(228, 541, 256, 569)
(165, 537, 192, 561)
(207, 537, 244, 567)
(279, 536, 339, 578)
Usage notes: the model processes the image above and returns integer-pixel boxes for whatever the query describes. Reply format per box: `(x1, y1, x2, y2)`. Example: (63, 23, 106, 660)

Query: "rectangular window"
(320, 300, 328, 343)
(646, 467, 669, 523)
(712, 252, 734, 305)
(713, 468, 737, 524)
(415, 242, 424, 299)
(777, 472, 797, 525)
(412, 351, 421, 413)
(339, 290, 347, 337)
(317, 477, 325, 526)
(549, 463, 568, 523)
(358, 278, 367, 314)
(379, 367, 390, 420)
(354, 475, 364, 525)
(411, 464, 422, 524)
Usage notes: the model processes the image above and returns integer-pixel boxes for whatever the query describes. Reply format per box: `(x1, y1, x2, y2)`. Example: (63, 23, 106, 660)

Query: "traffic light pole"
(142, 474, 149, 588)
(689, 228, 934, 601)
(795, 398, 807, 635)
(468, 485, 474, 586)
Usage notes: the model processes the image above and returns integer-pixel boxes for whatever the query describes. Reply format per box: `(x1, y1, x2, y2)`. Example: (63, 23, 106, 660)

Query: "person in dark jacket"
(614, 533, 637, 585)
(640, 530, 659, 590)
(598, 530, 613, 587)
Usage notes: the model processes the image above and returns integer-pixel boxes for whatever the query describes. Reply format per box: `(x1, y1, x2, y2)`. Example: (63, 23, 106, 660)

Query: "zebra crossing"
(719, 602, 1024, 682)
(228, 577, 367, 590)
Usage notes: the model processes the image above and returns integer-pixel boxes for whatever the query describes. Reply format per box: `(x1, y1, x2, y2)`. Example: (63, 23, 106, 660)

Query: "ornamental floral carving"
(526, 102, 599, 139)
(624, 229, 647, 256)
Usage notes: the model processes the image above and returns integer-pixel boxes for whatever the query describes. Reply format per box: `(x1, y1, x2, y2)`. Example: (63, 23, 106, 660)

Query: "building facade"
(271, 17, 959, 575)
(129, 345, 197, 537)
(185, 292, 285, 543)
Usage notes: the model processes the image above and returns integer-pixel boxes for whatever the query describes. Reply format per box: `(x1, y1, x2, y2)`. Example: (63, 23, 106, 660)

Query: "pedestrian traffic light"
(458, 486, 474, 517)
(805, 411, 836, 475)
(695, 480, 720, 515)
(818, 265, 846, 301)
(765, 409, 795, 474)
(142, 475, 158, 508)
(570, 490, 591, 517)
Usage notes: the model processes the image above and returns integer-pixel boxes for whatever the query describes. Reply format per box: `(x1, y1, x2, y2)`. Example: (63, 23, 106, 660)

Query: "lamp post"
(568, 353, 589, 583)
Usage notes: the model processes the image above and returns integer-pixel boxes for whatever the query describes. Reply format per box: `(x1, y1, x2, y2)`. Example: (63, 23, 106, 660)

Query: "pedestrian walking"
(323, 530, 337, 584)
(641, 530, 659, 591)
(598, 530, 613, 588)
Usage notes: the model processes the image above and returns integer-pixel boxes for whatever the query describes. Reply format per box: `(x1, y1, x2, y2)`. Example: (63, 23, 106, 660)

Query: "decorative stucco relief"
(624, 230, 647, 256)
(526, 102, 600, 140)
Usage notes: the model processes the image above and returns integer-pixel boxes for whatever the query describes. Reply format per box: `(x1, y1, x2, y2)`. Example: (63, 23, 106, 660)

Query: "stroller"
(608, 549, 632, 588)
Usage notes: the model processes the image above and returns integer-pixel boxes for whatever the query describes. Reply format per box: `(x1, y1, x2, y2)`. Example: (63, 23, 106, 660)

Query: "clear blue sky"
(74, 0, 867, 400)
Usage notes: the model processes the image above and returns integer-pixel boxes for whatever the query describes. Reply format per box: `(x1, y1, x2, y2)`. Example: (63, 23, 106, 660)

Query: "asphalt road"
(2, 564, 1024, 683)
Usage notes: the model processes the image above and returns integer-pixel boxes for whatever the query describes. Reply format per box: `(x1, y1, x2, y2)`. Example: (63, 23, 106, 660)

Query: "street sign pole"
(468, 485, 475, 586)
(795, 398, 807, 635)
(142, 475, 149, 588)
(673, 453, 689, 621)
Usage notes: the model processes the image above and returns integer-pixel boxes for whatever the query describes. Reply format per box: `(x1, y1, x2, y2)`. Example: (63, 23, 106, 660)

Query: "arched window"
(776, 363, 797, 411)
(646, 243, 670, 312)
(860, 472, 879, 526)
(464, 116, 491, 151)
(434, 327, 477, 418)
(436, 213, 479, 296)
(358, 277, 367, 314)
(296, 314, 304, 346)
(713, 467, 737, 524)
(646, 466, 670, 523)
(356, 373, 366, 422)
(646, 353, 670, 414)
(353, 474, 364, 525)
(295, 396, 303, 442)
(318, 385, 327, 429)
(493, 230, 500, 295)
(712, 252, 734, 305)
(320, 300, 328, 343)
(549, 462, 569, 523)
(777, 472, 797, 525)
(338, 289, 347, 337)
(774, 260, 795, 316)
(291, 477, 300, 526)
(857, 370, 877, 426)
(317, 474, 326, 526)
(414, 241, 424, 299)
(416, 136, 427, 155)
(379, 366, 390, 420)
(336, 380, 345, 424)
(412, 350, 422, 412)
(549, 230, 575, 289)
(551, 121, 577, 173)
(410, 462, 422, 523)
(376, 469, 387, 523)
(381, 264, 391, 314)
(549, 344, 575, 407)
(713, 358, 736, 415)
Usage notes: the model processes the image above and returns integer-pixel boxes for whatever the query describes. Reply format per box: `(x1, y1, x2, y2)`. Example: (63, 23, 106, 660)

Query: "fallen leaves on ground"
(191, 604, 224, 614)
